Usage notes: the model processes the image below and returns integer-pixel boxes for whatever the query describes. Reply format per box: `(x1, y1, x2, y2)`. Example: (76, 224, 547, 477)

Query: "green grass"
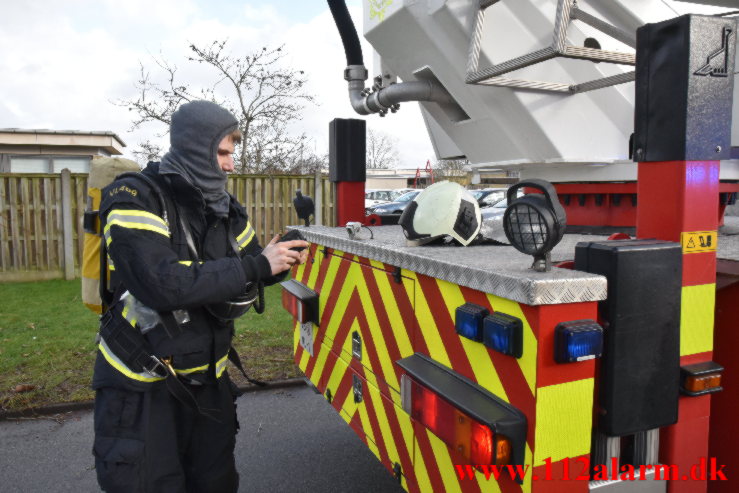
(0, 280, 298, 412)
(232, 282, 301, 386)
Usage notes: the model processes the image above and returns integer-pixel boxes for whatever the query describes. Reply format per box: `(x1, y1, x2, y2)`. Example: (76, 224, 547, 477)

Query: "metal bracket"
(352, 331, 362, 361)
(393, 463, 403, 483)
(392, 266, 402, 284)
(352, 375, 363, 403)
(466, 0, 636, 93)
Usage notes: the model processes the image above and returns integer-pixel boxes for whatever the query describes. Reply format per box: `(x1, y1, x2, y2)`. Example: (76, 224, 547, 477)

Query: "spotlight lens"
(505, 203, 550, 255)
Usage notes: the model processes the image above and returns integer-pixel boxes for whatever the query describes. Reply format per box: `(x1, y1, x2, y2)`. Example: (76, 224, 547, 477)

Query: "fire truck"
(280, 1, 738, 492)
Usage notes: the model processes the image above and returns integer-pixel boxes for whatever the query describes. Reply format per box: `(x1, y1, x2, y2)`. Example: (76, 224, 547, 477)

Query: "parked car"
(366, 190, 421, 222)
(389, 188, 416, 200)
(469, 187, 508, 207)
(365, 189, 396, 208)
(480, 196, 510, 220)
(479, 189, 524, 220)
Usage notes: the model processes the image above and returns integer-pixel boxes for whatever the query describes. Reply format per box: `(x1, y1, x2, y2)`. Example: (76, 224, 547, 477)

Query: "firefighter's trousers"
(93, 375, 239, 493)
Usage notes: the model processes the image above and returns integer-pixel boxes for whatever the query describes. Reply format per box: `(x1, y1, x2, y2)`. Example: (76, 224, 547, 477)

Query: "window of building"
(9, 157, 50, 173)
(8, 156, 91, 173)
(52, 157, 90, 173)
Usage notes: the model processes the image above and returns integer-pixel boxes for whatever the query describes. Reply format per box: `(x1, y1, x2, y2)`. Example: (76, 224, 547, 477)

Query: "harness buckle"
(142, 355, 166, 377)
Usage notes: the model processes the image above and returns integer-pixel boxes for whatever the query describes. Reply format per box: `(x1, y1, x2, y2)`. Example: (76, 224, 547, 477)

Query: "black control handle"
(279, 229, 307, 252)
(506, 179, 566, 225)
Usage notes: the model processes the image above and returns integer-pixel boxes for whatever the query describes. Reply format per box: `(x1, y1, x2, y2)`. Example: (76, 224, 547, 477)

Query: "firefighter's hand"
(297, 248, 309, 265)
(262, 235, 309, 274)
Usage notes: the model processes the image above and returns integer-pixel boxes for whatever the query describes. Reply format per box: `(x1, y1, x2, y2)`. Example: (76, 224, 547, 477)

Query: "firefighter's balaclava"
(159, 100, 238, 217)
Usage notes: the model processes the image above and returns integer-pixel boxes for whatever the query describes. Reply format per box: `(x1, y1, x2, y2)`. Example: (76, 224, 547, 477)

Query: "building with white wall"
(0, 129, 125, 173)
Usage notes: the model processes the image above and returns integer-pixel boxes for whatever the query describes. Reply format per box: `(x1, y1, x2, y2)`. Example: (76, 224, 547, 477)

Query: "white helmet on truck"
(398, 181, 481, 246)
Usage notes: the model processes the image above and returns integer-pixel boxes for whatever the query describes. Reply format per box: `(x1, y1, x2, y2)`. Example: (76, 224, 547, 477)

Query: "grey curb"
(0, 377, 307, 421)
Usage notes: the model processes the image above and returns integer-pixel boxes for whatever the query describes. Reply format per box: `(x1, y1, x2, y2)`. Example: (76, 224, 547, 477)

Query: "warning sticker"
(681, 231, 717, 254)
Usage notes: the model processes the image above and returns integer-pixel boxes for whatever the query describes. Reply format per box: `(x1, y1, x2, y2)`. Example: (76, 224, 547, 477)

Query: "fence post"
(314, 169, 323, 226)
(60, 168, 75, 280)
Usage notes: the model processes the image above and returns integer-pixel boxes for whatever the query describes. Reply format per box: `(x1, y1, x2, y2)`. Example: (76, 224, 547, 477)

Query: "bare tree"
(366, 129, 399, 169)
(433, 158, 469, 182)
(284, 150, 328, 175)
(118, 41, 315, 173)
(131, 139, 165, 166)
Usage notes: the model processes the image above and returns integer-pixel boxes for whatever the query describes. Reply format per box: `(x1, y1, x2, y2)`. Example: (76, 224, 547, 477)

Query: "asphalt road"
(0, 385, 405, 492)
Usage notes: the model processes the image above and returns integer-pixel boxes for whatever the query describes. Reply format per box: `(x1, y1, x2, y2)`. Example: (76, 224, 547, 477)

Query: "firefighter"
(92, 100, 308, 492)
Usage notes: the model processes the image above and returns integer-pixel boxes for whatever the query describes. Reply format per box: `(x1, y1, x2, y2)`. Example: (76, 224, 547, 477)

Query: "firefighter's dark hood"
(159, 100, 238, 217)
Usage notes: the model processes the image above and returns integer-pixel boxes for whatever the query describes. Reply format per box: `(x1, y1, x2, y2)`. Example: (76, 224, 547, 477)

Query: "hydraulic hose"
(326, 0, 455, 116)
(327, 0, 364, 66)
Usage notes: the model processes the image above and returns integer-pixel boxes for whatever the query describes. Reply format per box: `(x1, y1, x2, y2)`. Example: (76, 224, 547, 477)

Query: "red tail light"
(404, 375, 511, 465)
(282, 289, 304, 322)
(412, 381, 439, 431)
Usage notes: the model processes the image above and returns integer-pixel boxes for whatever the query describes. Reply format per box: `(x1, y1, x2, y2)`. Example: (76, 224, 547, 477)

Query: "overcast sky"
(0, 0, 434, 168)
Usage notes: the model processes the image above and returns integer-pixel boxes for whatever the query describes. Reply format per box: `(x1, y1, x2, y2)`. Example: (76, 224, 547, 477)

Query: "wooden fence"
(0, 171, 335, 282)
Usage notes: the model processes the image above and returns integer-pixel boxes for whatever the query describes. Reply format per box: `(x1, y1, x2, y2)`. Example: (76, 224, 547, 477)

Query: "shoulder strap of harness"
(115, 171, 172, 229)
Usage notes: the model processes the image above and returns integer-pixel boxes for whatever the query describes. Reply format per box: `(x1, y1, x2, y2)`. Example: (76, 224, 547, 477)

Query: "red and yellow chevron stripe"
(290, 244, 599, 493)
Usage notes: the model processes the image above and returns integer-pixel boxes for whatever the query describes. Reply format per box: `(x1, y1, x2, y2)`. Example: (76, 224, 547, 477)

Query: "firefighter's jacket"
(93, 163, 282, 391)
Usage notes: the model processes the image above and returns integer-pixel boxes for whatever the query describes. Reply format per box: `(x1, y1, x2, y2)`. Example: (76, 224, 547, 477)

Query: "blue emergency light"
(554, 320, 604, 363)
(483, 312, 523, 358)
(455, 303, 489, 342)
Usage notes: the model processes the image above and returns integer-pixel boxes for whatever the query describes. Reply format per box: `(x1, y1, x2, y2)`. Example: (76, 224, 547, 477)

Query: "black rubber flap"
(397, 353, 527, 474)
(329, 118, 366, 182)
(575, 240, 682, 436)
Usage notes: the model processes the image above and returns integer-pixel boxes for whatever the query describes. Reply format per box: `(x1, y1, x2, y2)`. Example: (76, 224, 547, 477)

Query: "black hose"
(327, 0, 364, 66)
(254, 282, 265, 314)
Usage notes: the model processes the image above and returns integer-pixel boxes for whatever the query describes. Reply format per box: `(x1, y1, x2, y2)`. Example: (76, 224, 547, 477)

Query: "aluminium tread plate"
(292, 225, 608, 306)
(292, 220, 739, 305)
(290, 216, 739, 305)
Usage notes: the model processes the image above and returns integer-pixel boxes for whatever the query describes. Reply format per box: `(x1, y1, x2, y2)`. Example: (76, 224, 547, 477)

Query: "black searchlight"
(503, 179, 566, 272)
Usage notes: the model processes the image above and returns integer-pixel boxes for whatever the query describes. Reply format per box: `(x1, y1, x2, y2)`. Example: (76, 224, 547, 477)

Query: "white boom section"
(362, 0, 738, 181)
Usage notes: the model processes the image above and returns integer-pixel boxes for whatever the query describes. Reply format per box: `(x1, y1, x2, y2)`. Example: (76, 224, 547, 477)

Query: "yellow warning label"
(681, 231, 717, 254)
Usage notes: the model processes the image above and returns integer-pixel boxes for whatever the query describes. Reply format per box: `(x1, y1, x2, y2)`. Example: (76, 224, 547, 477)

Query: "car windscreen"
(396, 191, 419, 202)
